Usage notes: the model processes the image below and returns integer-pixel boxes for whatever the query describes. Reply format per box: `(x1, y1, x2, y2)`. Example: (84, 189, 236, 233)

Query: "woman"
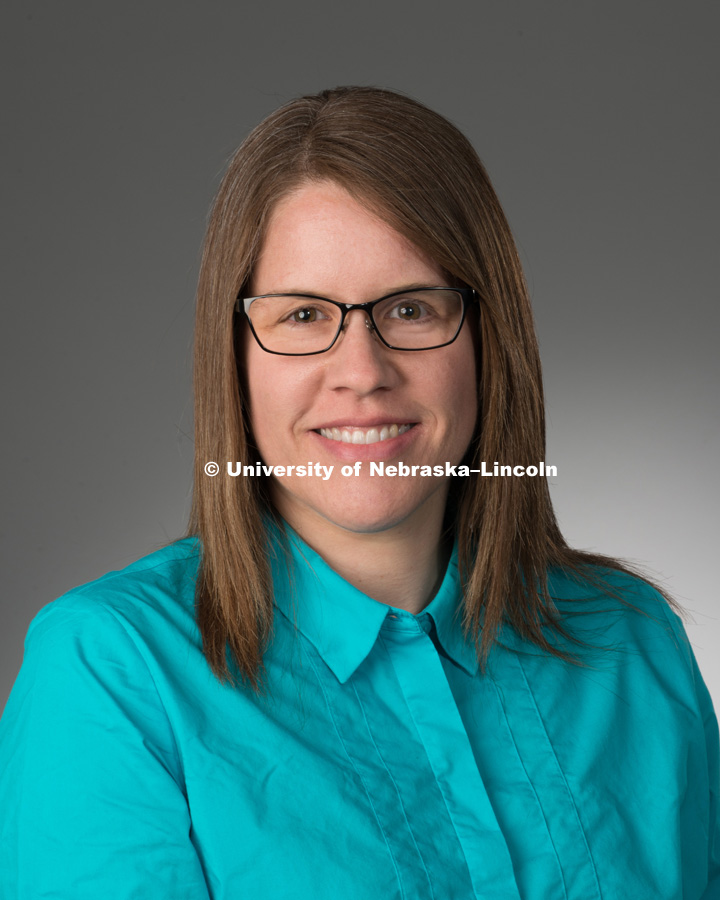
(1, 87, 718, 898)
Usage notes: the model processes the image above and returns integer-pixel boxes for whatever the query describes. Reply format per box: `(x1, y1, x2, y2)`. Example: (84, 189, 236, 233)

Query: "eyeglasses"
(237, 286, 477, 356)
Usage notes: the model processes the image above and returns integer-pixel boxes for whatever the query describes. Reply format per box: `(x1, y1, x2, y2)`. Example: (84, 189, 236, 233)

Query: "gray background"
(2, 1, 718, 713)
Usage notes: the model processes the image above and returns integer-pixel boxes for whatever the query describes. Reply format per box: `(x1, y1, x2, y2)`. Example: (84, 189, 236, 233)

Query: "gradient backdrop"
(2, 2, 718, 712)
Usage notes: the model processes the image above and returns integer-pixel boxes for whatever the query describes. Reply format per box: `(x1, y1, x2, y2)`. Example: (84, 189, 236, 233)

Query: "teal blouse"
(1, 529, 718, 898)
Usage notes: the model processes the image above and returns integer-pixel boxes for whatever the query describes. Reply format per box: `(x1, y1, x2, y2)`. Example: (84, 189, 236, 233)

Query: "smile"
(318, 424, 415, 445)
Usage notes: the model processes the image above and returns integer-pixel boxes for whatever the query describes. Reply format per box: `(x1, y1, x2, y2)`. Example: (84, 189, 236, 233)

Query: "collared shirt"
(1, 529, 718, 898)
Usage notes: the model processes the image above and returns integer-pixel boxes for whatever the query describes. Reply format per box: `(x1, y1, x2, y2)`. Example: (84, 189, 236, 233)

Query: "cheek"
(243, 341, 321, 449)
(432, 334, 478, 437)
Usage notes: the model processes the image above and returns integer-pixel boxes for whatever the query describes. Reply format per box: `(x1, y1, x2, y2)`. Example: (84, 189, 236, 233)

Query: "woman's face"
(244, 180, 477, 538)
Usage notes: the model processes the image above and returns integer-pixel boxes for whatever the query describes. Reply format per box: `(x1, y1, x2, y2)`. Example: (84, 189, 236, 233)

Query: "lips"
(317, 423, 415, 445)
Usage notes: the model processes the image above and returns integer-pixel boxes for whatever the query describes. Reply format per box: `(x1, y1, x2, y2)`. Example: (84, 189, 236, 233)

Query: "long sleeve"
(655, 600, 720, 897)
(695, 653, 720, 897)
(0, 596, 211, 899)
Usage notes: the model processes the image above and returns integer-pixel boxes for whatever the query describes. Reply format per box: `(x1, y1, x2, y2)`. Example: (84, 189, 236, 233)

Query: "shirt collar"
(423, 550, 480, 678)
(269, 524, 479, 684)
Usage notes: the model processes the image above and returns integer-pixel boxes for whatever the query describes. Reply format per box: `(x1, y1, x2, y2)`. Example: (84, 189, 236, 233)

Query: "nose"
(323, 309, 400, 395)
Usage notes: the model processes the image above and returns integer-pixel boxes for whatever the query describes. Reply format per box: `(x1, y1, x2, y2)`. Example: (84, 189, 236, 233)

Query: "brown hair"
(189, 86, 678, 692)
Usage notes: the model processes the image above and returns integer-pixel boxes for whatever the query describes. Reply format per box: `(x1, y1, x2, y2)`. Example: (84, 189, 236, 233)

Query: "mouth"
(316, 423, 416, 445)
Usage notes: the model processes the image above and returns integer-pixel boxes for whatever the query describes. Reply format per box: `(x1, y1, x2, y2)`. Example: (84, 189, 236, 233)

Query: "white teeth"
(318, 424, 413, 444)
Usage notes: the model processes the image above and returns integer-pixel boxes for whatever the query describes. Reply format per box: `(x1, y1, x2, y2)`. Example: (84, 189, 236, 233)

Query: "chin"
(320, 506, 414, 535)
(308, 481, 446, 536)
(269, 473, 450, 540)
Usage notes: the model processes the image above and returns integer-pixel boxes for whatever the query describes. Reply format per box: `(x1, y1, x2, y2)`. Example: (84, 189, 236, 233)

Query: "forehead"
(250, 180, 444, 299)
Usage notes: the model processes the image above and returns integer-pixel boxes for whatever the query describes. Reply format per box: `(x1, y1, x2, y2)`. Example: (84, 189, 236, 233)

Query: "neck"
(274, 497, 450, 614)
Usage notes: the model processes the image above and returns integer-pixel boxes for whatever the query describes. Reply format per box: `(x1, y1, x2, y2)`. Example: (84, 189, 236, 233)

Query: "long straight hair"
(190, 86, 677, 692)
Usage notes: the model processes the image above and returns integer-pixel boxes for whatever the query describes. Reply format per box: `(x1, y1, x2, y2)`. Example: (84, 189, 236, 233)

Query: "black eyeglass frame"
(236, 286, 478, 356)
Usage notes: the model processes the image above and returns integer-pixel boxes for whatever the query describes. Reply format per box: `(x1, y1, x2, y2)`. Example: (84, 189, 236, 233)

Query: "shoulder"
(547, 564, 685, 640)
(4, 539, 205, 766)
(29, 537, 200, 631)
(23, 538, 203, 684)
(541, 565, 705, 702)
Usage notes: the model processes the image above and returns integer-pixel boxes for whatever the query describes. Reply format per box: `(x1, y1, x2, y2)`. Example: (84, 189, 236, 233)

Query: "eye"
(388, 300, 429, 321)
(280, 303, 335, 325)
(291, 307, 319, 323)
